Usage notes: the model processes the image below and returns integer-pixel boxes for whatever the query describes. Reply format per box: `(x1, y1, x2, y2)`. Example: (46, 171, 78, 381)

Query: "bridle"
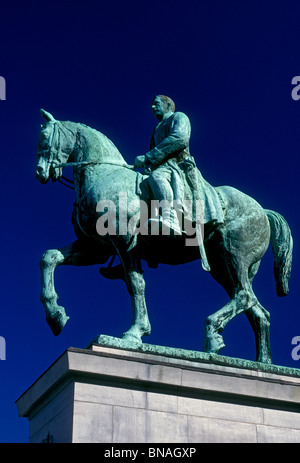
(37, 121, 66, 165)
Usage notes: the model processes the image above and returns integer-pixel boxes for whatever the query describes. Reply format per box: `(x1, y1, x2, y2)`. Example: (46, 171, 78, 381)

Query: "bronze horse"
(35, 109, 293, 364)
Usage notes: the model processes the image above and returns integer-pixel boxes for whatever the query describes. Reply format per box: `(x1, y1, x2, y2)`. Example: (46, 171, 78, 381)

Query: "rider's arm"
(145, 112, 191, 167)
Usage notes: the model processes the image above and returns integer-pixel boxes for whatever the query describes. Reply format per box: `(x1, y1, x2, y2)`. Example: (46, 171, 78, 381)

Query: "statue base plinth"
(16, 340, 300, 443)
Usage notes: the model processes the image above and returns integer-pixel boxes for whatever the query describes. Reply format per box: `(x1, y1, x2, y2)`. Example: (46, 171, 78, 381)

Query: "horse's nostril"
(36, 166, 47, 182)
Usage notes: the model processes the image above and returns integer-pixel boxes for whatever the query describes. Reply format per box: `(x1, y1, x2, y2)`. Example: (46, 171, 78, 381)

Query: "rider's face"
(151, 97, 169, 121)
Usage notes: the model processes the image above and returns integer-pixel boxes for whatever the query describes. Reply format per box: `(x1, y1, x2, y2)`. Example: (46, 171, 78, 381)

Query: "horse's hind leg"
(40, 247, 68, 335)
(245, 261, 272, 364)
(40, 240, 108, 335)
(245, 304, 271, 363)
(203, 259, 272, 363)
(203, 266, 257, 354)
(203, 298, 235, 353)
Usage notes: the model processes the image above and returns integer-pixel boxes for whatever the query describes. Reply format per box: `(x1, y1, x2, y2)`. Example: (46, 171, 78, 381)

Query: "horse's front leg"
(40, 249, 69, 336)
(118, 248, 151, 344)
(40, 240, 108, 335)
(40, 248, 68, 335)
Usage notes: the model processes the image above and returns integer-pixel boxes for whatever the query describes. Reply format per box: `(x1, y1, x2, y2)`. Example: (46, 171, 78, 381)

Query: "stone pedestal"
(16, 341, 300, 443)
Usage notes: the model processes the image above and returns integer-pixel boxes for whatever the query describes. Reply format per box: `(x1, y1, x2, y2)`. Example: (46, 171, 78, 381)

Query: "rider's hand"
(134, 155, 146, 168)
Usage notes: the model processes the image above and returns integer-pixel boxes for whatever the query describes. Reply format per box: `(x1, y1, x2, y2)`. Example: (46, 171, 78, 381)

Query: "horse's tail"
(265, 209, 293, 297)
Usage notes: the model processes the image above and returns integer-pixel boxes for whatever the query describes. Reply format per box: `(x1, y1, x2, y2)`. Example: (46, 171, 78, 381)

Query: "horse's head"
(36, 109, 76, 183)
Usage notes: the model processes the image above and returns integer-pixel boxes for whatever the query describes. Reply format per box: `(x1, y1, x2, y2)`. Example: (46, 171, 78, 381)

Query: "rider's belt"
(175, 150, 189, 163)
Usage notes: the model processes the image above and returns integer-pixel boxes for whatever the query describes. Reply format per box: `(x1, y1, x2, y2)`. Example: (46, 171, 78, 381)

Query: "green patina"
(89, 335, 300, 378)
(35, 97, 293, 366)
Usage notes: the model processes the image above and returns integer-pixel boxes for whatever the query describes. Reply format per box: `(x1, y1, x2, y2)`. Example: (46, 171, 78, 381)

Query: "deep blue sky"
(1, 0, 300, 442)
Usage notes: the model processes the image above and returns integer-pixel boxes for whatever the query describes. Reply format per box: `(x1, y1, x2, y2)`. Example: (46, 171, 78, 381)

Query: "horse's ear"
(40, 108, 56, 122)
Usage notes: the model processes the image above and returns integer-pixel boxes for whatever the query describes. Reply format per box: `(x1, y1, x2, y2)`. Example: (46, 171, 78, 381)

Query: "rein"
(52, 160, 135, 170)
(58, 176, 75, 190)
(54, 160, 136, 190)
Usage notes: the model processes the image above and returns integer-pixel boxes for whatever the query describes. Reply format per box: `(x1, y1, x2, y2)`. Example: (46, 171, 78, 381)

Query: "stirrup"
(99, 264, 125, 281)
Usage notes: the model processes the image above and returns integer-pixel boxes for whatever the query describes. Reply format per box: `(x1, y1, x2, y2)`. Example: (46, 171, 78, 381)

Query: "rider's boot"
(148, 207, 182, 236)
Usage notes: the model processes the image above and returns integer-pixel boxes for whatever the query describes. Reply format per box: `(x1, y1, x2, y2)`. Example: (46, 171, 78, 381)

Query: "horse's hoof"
(257, 355, 272, 364)
(203, 334, 225, 354)
(46, 307, 69, 336)
(121, 332, 143, 346)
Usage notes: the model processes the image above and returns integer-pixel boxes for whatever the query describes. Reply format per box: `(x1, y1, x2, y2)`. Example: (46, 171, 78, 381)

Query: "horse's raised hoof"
(46, 306, 70, 336)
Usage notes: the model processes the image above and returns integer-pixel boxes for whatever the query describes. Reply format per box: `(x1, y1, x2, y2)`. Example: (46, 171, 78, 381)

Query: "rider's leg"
(148, 166, 182, 234)
(148, 165, 173, 202)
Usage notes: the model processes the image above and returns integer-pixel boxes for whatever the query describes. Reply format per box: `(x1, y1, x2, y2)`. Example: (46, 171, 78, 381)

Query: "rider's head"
(152, 95, 175, 120)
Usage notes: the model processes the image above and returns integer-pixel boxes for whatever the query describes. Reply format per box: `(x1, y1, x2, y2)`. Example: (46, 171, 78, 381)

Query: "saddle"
(136, 158, 225, 233)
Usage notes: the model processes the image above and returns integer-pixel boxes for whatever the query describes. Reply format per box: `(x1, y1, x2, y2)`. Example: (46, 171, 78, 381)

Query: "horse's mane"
(61, 120, 126, 163)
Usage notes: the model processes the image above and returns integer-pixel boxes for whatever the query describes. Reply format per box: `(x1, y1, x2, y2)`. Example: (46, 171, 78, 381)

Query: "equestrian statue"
(35, 96, 293, 364)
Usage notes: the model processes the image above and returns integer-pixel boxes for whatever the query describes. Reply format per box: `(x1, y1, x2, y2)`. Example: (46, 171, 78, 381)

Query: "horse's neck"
(73, 123, 126, 165)
(64, 122, 127, 203)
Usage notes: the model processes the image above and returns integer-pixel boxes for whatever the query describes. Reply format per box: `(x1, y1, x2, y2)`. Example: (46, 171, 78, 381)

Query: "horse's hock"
(16, 342, 300, 443)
